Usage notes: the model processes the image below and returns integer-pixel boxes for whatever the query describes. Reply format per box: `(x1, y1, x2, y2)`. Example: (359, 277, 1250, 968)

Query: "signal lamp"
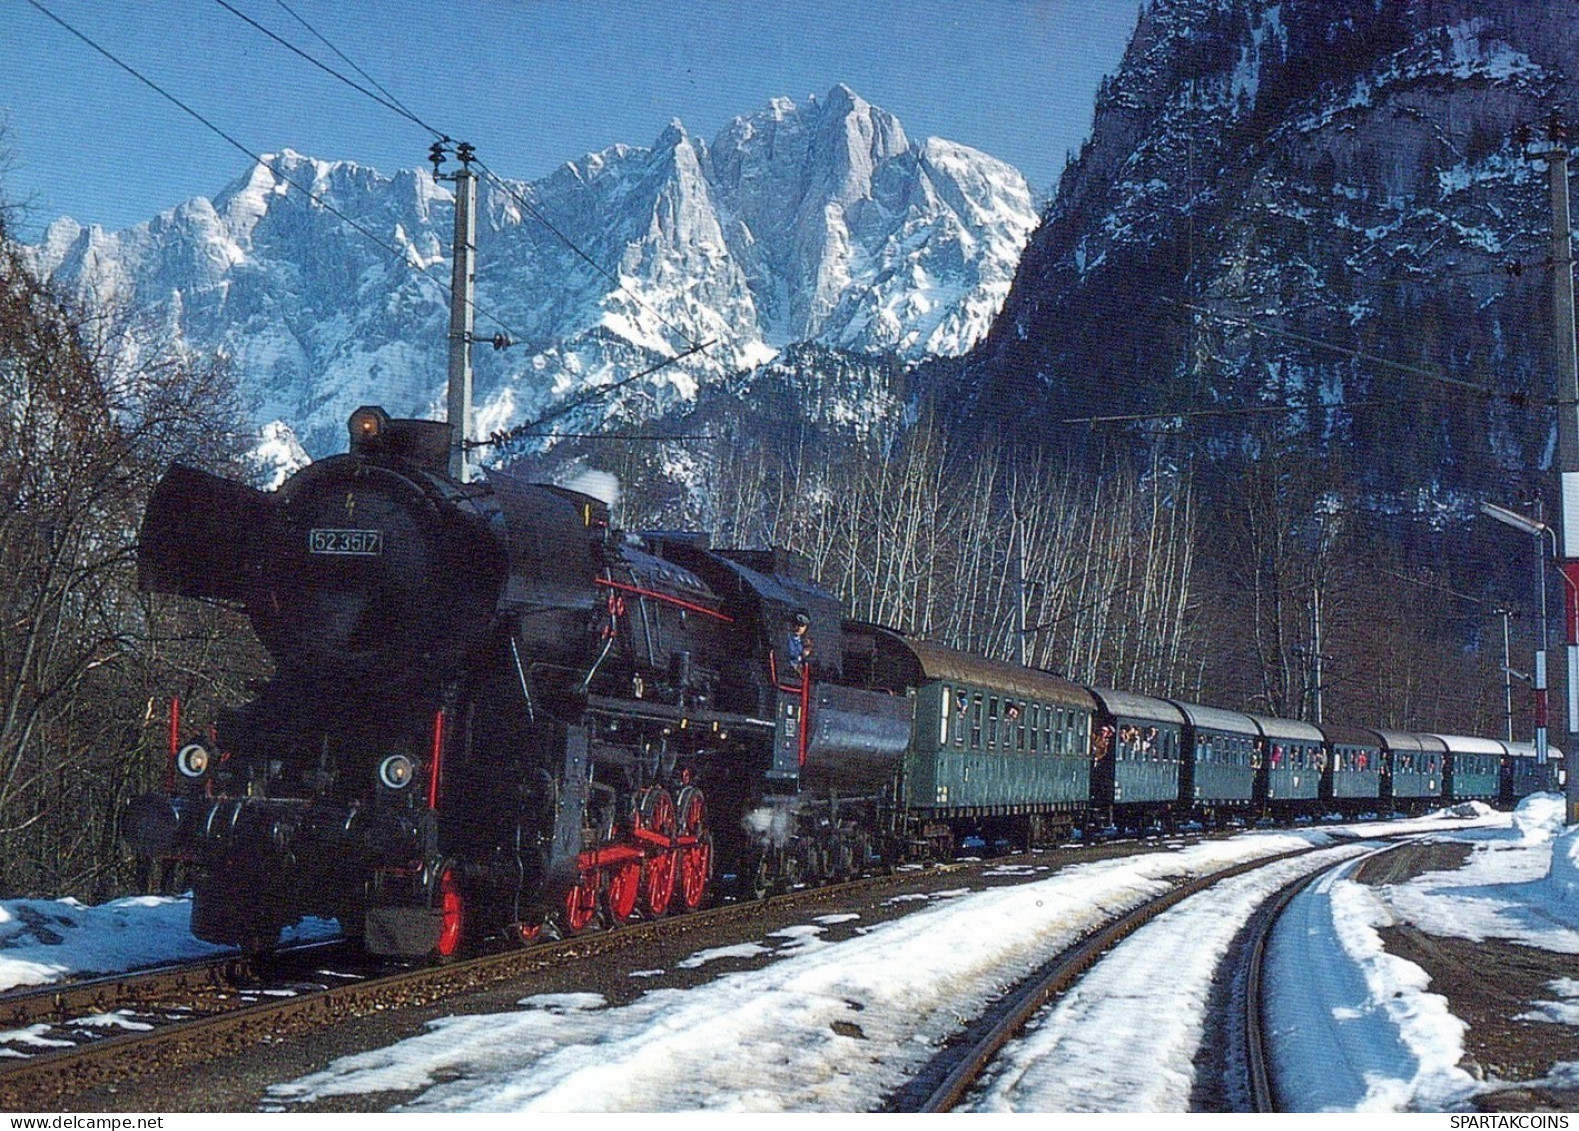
(175, 743, 212, 779)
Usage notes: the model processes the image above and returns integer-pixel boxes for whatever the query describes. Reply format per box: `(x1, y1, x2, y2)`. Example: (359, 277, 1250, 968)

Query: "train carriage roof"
(1087, 687, 1186, 727)
(1249, 714, 1325, 743)
(871, 632, 1095, 711)
(1504, 740, 1564, 761)
(1371, 730, 1449, 754)
(1432, 733, 1510, 756)
(1168, 700, 1257, 736)
(1318, 723, 1384, 749)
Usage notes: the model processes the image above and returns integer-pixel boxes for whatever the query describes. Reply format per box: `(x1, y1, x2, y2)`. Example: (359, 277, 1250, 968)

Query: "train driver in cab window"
(785, 610, 814, 678)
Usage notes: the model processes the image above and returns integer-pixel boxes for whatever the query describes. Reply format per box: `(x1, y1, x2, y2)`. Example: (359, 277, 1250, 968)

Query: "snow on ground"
(1264, 854, 1481, 1111)
(1263, 794, 1579, 1112)
(968, 843, 1373, 1111)
(0, 897, 335, 994)
(0, 896, 231, 992)
(258, 812, 1507, 1113)
(7, 803, 1576, 1112)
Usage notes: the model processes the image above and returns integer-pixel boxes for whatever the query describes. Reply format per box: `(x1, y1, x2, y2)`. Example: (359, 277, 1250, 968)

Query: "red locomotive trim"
(164, 697, 182, 792)
(428, 709, 446, 810)
(578, 843, 645, 870)
(766, 651, 814, 766)
(595, 577, 733, 622)
(629, 826, 698, 849)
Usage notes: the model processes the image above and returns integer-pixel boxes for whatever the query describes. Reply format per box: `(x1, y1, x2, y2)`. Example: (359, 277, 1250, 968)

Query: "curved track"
(887, 844, 1325, 1112)
(1242, 867, 1325, 1111)
(1239, 839, 1420, 1113)
(890, 836, 1423, 1113)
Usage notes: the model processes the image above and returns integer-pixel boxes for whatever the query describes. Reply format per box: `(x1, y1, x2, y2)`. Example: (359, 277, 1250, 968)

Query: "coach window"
(971, 695, 983, 749)
(1029, 705, 1040, 752)
(988, 697, 999, 747)
(939, 687, 952, 747)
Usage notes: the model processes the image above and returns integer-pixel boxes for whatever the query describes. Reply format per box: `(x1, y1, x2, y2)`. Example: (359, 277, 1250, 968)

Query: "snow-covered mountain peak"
(33, 87, 1036, 457)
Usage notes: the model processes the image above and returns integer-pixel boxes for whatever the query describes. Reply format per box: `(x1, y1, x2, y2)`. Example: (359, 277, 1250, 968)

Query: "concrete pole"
(1012, 510, 1027, 668)
(1310, 577, 1324, 725)
(1497, 608, 1513, 742)
(447, 158, 477, 483)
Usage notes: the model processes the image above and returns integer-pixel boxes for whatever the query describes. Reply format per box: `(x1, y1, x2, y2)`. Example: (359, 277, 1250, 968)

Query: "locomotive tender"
(122, 407, 1560, 957)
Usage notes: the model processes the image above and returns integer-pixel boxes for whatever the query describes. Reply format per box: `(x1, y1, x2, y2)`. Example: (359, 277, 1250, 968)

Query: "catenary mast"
(436, 141, 478, 483)
(1546, 116, 1579, 824)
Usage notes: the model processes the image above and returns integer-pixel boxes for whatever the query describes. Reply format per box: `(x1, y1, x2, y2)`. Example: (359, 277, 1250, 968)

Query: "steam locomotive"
(122, 407, 1557, 958)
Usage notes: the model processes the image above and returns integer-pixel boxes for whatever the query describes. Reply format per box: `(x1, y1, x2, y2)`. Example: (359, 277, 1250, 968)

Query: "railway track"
(0, 938, 358, 1033)
(1241, 864, 1328, 1112)
(0, 867, 934, 1109)
(887, 837, 1415, 1113)
(1238, 839, 1421, 1113)
(3, 830, 1427, 1112)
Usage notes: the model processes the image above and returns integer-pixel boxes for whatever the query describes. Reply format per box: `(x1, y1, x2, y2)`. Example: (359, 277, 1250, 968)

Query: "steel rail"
(1243, 870, 1320, 1112)
(1242, 839, 1414, 1113)
(0, 938, 355, 1031)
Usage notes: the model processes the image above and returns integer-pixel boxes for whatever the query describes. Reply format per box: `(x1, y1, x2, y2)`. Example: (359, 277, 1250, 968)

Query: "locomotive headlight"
(175, 742, 212, 779)
(349, 405, 390, 448)
(378, 754, 417, 790)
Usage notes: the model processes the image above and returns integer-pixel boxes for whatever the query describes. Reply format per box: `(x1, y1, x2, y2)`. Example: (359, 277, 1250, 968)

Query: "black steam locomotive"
(124, 407, 916, 955)
(123, 407, 1556, 957)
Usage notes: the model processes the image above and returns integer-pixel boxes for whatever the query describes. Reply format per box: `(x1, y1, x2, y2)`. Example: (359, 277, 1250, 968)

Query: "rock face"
(949, 0, 1576, 507)
(29, 86, 1035, 459)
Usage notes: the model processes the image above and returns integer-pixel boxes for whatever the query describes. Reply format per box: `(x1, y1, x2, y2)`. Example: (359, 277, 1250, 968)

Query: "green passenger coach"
(864, 631, 1095, 822)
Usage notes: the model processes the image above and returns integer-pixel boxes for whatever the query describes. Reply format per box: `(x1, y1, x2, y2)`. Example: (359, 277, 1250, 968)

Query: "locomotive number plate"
(308, 528, 384, 556)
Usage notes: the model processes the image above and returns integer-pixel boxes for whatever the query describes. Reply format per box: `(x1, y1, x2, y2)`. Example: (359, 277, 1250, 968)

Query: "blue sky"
(2, 0, 1143, 241)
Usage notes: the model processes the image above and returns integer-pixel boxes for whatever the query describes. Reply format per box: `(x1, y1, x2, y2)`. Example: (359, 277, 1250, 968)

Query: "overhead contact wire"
(21, 0, 499, 334)
(212, 0, 444, 139)
(269, 0, 432, 133)
(220, 0, 708, 357)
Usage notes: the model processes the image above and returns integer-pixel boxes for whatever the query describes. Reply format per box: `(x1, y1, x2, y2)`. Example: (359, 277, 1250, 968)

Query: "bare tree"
(0, 213, 257, 898)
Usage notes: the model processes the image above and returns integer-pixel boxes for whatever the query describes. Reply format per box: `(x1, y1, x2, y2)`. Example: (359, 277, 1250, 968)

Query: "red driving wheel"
(675, 786, 712, 912)
(638, 788, 678, 916)
(563, 866, 600, 934)
(605, 855, 642, 924)
(433, 864, 465, 958)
